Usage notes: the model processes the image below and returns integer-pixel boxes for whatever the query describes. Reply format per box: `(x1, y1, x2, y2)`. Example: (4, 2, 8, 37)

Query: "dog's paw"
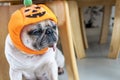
(58, 67, 64, 75)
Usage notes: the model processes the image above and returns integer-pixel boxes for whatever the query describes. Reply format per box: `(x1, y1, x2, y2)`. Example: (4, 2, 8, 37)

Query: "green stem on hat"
(24, 0, 33, 7)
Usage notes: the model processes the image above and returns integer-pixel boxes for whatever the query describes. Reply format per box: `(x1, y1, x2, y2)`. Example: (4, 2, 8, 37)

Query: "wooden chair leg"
(46, 1, 80, 79)
(0, 6, 9, 80)
(59, 1, 80, 80)
(108, 0, 120, 59)
(99, 5, 112, 44)
(79, 7, 89, 49)
(68, 1, 86, 59)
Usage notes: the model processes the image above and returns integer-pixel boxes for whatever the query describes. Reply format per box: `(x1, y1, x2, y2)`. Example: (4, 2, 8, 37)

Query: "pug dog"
(5, 19, 65, 80)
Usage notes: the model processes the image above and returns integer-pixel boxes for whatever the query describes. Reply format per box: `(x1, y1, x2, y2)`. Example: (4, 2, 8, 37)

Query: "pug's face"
(21, 19, 58, 51)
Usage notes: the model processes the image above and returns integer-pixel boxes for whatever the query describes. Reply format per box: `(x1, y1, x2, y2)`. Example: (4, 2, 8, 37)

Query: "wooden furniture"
(108, 0, 120, 59)
(67, 1, 86, 59)
(0, 1, 80, 80)
(46, 1, 80, 80)
(78, 0, 115, 44)
(0, 5, 9, 80)
(77, 0, 120, 59)
(75, 0, 114, 58)
(0, 0, 22, 5)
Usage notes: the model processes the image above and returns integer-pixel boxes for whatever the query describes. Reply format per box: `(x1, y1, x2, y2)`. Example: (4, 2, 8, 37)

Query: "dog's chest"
(8, 47, 55, 71)
(6, 35, 56, 70)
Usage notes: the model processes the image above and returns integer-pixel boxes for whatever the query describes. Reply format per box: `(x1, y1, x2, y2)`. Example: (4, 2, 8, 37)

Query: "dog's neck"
(22, 46, 57, 56)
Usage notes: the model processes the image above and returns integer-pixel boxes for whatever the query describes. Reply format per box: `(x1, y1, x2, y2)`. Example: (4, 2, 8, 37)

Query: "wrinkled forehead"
(22, 19, 56, 31)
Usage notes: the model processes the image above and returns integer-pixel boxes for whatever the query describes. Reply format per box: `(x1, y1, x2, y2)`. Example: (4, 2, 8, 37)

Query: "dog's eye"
(37, 24, 42, 28)
(28, 29, 43, 36)
(53, 26, 56, 29)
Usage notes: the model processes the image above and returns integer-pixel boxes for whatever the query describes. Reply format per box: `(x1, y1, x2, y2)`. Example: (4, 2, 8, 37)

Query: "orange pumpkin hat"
(8, 4, 57, 55)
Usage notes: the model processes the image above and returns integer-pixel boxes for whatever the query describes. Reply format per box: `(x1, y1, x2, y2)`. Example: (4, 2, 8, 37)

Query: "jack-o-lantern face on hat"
(24, 5, 46, 18)
(20, 4, 58, 25)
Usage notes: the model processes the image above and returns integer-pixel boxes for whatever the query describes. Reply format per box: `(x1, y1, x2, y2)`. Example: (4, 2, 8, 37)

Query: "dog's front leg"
(47, 59, 58, 80)
(10, 68, 22, 80)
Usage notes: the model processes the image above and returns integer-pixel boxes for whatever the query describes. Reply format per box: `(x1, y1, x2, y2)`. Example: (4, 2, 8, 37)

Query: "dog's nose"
(45, 28, 53, 35)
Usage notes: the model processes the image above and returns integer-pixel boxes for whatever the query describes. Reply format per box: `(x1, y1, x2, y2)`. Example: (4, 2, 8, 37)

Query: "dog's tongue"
(49, 44, 56, 51)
